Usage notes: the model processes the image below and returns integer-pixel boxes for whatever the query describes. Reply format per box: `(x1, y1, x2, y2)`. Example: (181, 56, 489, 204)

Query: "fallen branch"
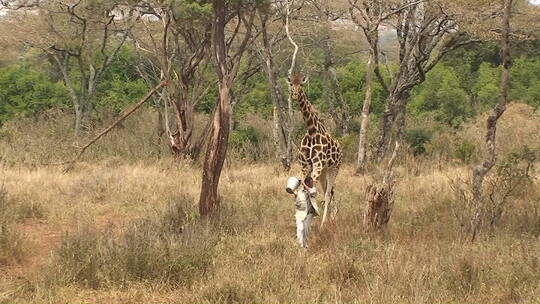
(60, 80, 170, 171)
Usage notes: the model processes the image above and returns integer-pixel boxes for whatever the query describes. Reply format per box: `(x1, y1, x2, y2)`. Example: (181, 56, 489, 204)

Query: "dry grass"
(0, 161, 538, 304)
(0, 104, 539, 303)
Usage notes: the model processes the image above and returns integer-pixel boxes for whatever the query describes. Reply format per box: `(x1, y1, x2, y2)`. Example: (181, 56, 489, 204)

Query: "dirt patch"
(0, 220, 61, 279)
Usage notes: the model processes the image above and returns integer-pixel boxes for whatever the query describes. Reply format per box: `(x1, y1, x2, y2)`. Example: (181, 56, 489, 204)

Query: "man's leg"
(296, 216, 305, 247)
(303, 214, 314, 248)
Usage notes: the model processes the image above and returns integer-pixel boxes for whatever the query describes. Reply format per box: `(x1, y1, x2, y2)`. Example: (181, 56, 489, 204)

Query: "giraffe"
(287, 74, 343, 227)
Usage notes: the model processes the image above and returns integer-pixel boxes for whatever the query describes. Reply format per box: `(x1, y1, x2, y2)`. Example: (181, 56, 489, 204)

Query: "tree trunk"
(364, 141, 399, 231)
(356, 46, 375, 174)
(74, 102, 83, 140)
(470, 0, 513, 242)
(170, 89, 195, 158)
(198, 0, 254, 216)
(375, 89, 410, 163)
(199, 85, 231, 216)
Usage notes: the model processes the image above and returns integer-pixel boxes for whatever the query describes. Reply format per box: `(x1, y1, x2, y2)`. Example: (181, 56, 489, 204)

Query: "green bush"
(511, 57, 540, 108)
(473, 62, 501, 109)
(405, 128, 432, 155)
(0, 64, 69, 126)
(337, 60, 389, 117)
(410, 63, 473, 127)
(229, 126, 263, 161)
(454, 140, 478, 164)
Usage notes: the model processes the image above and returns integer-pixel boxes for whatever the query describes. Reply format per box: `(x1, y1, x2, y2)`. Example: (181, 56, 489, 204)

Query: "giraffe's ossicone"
(288, 74, 343, 227)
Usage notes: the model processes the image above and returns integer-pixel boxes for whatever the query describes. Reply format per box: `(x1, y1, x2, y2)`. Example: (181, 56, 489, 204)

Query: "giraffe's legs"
(321, 167, 338, 228)
(310, 162, 324, 183)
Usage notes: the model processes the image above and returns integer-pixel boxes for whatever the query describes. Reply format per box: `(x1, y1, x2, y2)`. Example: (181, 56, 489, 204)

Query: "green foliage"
(236, 72, 273, 119)
(229, 126, 263, 160)
(410, 63, 472, 127)
(97, 77, 149, 112)
(95, 47, 149, 112)
(497, 145, 537, 182)
(405, 128, 432, 155)
(442, 42, 501, 94)
(511, 57, 540, 108)
(170, 0, 212, 21)
(337, 60, 388, 116)
(473, 62, 500, 109)
(454, 140, 478, 164)
(230, 126, 260, 147)
(0, 64, 69, 125)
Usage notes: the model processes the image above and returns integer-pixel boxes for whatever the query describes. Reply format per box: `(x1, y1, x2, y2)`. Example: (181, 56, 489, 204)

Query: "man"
(286, 177, 319, 248)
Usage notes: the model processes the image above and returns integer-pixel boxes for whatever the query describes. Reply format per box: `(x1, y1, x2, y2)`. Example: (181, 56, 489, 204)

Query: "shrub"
(405, 128, 432, 155)
(0, 64, 69, 126)
(454, 140, 478, 164)
(451, 145, 537, 238)
(51, 199, 217, 288)
(229, 126, 263, 160)
(0, 187, 27, 265)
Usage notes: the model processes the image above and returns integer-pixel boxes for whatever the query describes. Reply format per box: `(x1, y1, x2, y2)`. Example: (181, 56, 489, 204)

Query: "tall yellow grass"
(0, 103, 538, 303)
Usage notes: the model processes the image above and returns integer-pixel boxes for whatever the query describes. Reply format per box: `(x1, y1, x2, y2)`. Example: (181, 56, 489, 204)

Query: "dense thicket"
(1, 42, 538, 135)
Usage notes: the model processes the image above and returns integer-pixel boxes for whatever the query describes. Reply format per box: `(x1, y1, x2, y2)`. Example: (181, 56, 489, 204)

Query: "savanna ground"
(0, 104, 539, 304)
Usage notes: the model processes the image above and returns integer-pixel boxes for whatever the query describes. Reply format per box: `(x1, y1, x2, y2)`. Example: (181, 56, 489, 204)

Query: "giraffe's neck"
(298, 90, 323, 136)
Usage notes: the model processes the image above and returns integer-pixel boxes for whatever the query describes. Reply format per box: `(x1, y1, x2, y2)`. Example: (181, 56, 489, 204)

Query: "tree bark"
(199, 85, 231, 215)
(470, 0, 513, 242)
(363, 141, 399, 231)
(375, 89, 410, 162)
(356, 41, 376, 174)
(198, 0, 255, 216)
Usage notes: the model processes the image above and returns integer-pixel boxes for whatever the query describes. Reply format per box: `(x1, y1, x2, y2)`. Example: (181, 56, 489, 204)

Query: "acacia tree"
(132, 0, 213, 159)
(0, 0, 137, 138)
(199, 0, 258, 216)
(366, 0, 474, 162)
(349, 0, 428, 173)
(470, 0, 513, 241)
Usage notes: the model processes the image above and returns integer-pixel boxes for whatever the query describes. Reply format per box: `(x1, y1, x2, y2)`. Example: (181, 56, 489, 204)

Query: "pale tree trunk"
(376, 89, 410, 162)
(356, 42, 376, 174)
(53, 54, 86, 139)
(470, 0, 513, 242)
(284, 0, 297, 166)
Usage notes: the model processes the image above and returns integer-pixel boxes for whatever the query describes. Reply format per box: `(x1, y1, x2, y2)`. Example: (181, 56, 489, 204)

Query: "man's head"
(304, 176, 314, 188)
(287, 74, 308, 101)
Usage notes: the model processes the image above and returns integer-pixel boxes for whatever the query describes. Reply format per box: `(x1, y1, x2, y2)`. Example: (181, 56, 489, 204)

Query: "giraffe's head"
(287, 74, 308, 101)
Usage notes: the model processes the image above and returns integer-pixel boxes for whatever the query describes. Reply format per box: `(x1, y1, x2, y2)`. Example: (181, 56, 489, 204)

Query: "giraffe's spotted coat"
(288, 74, 343, 226)
(289, 74, 343, 181)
